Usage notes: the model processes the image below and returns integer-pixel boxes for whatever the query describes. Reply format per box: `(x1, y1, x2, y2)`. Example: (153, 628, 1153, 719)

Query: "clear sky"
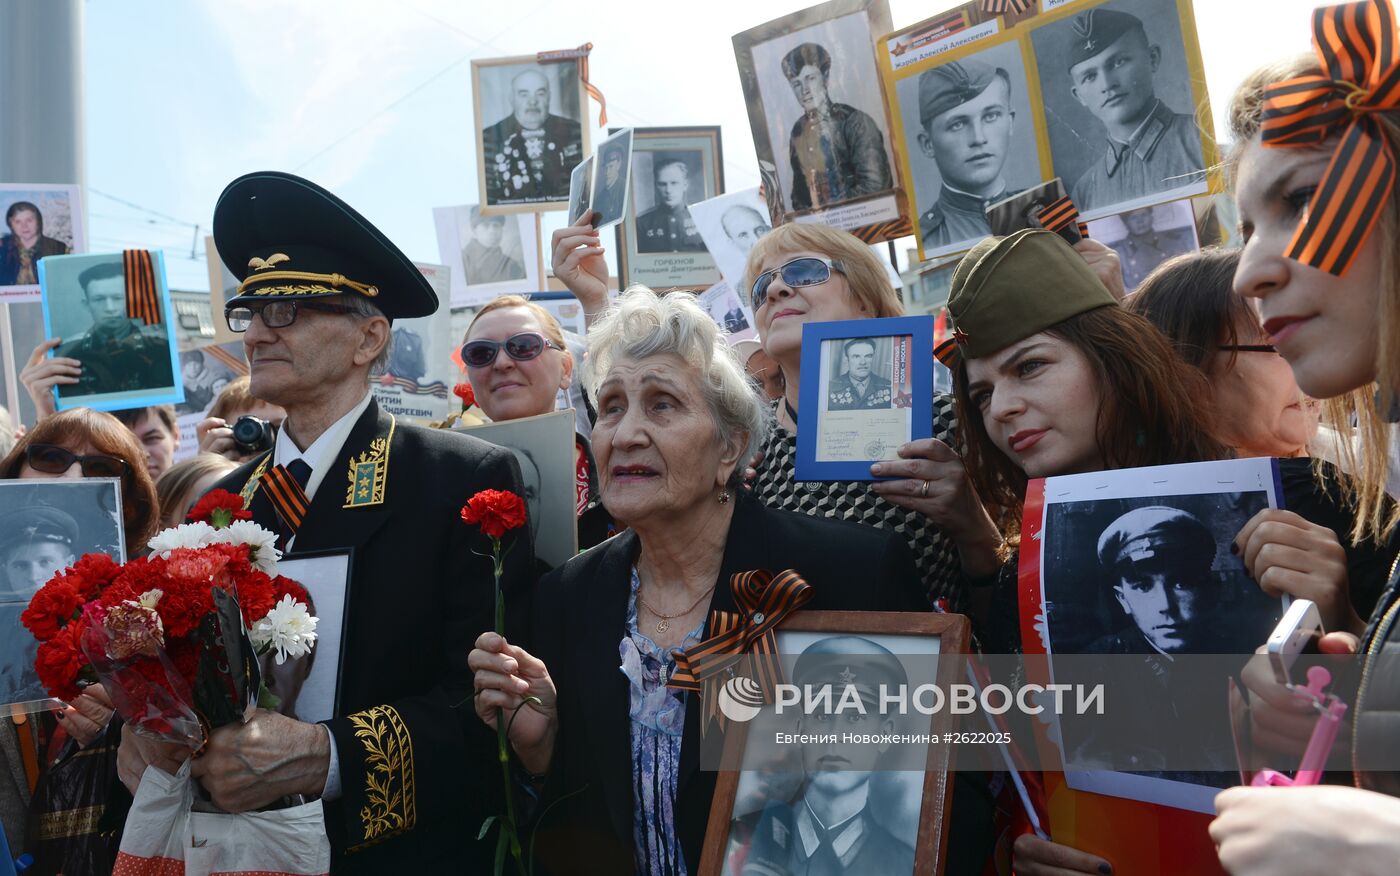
(82, 0, 1321, 292)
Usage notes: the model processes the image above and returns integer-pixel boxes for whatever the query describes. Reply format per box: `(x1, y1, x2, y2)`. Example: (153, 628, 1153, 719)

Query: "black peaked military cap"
(213, 171, 436, 321)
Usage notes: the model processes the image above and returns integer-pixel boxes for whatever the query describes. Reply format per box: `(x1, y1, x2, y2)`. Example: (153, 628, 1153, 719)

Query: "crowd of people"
(4, 17, 1400, 876)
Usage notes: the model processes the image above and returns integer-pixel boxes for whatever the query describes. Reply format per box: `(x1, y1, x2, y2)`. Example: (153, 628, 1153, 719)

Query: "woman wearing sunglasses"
(460, 295, 611, 550)
(0, 407, 160, 875)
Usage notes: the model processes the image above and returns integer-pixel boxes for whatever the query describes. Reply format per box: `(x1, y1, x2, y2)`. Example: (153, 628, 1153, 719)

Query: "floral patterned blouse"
(618, 568, 704, 876)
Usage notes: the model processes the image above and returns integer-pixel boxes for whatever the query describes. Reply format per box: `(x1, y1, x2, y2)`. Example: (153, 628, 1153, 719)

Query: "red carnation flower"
(22, 580, 84, 642)
(453, 382, 476, 408)
(187, 489, 252, 527)
(460, 489, 527, 540)
(271, 575, 311, 608)
(36, 621, 86, 701)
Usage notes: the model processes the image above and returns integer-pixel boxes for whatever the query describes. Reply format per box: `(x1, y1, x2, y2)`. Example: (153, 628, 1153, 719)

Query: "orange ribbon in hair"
(1260, 0, 1400, 276)
(123, 250, 161, 326)
(667, 568, 812, 734)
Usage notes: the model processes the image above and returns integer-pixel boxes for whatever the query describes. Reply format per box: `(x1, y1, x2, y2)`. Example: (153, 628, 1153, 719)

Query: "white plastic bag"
(114, 761, 331, 876)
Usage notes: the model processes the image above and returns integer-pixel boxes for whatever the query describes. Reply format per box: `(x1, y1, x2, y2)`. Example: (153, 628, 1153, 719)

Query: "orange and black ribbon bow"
(1260, 0, 1400, 276)
(123, 250, 161, 326)
(668, 568, 812, 734)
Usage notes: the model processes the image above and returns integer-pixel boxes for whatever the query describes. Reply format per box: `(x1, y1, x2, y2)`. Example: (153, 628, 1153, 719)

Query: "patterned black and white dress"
(750, 395, 967, 609)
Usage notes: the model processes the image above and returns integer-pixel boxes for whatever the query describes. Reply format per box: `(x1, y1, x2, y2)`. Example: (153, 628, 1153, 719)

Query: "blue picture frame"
(38, 250, 185, 413)
(796, 315, 935, 481)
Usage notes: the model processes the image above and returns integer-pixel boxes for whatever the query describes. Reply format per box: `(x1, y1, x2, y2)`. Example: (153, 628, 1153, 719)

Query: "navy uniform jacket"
(523, 495, 929, 875)
(1070, 100, 1204, 213)
(482, 113, 583, 203)
(789, 102, 893, 211)
(54, 320, 174, 397)
(919, 183, 1024, 253)
(211, 400, 534, 874)
(635, 203, 704, 253)
(826, 373, 892, 411)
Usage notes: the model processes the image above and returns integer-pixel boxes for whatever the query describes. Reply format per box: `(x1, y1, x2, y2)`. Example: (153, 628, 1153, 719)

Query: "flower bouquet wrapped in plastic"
(22, 489, 330, 875)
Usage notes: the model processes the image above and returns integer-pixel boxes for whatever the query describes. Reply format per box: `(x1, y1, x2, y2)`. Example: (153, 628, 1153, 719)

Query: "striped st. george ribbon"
(1036, 195, 1080, 237)
(260, 463, 311, 538)
(982, 0, 1032, 14)
(668, 568, 813, 734)
(1260, 0, 1400, 276)
(123, 249, 161, 326)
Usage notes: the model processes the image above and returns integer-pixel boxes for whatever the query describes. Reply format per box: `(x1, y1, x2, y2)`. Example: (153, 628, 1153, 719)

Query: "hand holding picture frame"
(796, 316, 933, 481)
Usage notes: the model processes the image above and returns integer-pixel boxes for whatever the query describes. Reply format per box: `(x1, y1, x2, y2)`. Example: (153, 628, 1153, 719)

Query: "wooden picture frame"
(472, 53, 591, 215)
(614, 125, 725, 292)
(697, 610, 969, 876)
(733, 0, 912, 245)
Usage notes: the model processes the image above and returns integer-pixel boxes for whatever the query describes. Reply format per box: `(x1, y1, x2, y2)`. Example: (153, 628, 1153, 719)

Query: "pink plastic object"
(1251, 666, 1349, 787)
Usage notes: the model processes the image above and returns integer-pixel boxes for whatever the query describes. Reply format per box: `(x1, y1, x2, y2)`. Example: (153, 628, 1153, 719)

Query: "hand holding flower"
(469, 631, 558, 777)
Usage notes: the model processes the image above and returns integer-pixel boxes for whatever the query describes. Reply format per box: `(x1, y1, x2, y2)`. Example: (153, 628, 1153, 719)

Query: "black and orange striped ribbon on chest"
(1260, 0, 1400, 276)
(667, 568, 813, 734)
(260, 463, 311, 538)
(123, 249, 161, 325)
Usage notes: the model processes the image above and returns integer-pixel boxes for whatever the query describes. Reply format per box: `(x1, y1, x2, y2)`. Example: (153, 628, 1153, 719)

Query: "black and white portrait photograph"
(704, 613, 966, 876)
(0, 479, 125, 707)
(986, 177, 1082, 244)
(1087, 198, 1199, 291)
(1034, 458, 1285, 812)
(432, 204, 541, 308)
(892, 36, 1042, 261)
(568, 155, 594, 228)
(700, 281, 757, 343)
(1028, 0, 1212, 217)
(174, 340, 246, 459)
(369, 262, 455, 425)
(590, 127, 633, 231)
(0, 184, 84, 304)
(689, 187, 773, 291)
(459, 410, 577, 569)
(742, 2, 898, 217)
(822, 336, 896, 413)
(616, 127, 724, 291)
(39, 251, 182, 412)
(472, 56, 588, 212)
(273, 551, 352, 724)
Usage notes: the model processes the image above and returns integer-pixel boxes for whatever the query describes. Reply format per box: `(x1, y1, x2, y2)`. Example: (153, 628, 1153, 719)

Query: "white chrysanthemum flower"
(213, 520, 281, 574)
(147, 522, 218, 557)
(250, 595, 318, 665)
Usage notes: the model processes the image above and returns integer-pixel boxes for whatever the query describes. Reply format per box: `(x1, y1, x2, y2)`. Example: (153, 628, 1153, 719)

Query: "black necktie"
(261, 459, 312, 552)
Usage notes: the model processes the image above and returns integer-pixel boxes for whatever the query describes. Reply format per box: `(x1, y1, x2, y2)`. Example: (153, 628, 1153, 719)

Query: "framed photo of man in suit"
(472, 54, 590, 214)
(39, 250, 183, 413)
(615, 126, 725, 292)
(734, 0, 909, 244)
(697, 611, 967, 876)
(0, 184, 84, 305)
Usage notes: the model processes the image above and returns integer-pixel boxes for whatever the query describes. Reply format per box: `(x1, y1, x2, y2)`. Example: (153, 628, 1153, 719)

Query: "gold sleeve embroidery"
(347, 704, 417, 850)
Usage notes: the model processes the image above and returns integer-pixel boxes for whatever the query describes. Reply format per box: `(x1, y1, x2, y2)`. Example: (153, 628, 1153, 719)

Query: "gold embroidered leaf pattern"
(348, 704, 416, 850)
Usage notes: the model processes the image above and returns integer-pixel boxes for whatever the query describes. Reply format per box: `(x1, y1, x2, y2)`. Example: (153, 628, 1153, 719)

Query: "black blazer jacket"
(526, 493, 928, 875)
(211, 399, 533, 874)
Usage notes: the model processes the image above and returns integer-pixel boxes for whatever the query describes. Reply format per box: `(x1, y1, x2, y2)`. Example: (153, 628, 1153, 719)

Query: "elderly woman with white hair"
(469, 288, 928, 876)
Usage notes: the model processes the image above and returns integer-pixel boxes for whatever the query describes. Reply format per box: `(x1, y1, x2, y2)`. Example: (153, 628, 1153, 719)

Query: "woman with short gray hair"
(470, 286, 928, 875)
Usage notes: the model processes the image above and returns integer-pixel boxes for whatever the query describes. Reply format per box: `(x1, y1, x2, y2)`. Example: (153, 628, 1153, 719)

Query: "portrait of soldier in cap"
(52, 258, 177, 399)
(1100, 202, 1198, 290)
(636, 156, 706, 254)
(778, 42, 894, 211)
(739, 635, 917, 876)
(592, 137, 631, 229)
(1036, 4, 1205, 213)
(0, 505, 80, 704)
(479, 62, 584, 206)
(461, 207, 525, 287)
(826, 338, 893, 412)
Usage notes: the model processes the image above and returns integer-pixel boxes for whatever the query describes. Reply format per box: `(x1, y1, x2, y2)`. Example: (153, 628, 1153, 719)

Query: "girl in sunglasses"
(0, 407, 160, 875)
(460, 295, 612, 550)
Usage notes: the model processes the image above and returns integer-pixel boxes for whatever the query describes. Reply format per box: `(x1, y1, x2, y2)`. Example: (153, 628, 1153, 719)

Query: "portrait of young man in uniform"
(1102, 204, 1198, 290)
(635, 158, 705, 253)
(480, 63, 583, 206)
(53, 260, 176, 399)
(461, 207, 525, 286)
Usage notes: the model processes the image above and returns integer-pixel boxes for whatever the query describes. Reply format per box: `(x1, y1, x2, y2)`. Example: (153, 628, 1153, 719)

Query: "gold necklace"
(637, 583, 715, 634)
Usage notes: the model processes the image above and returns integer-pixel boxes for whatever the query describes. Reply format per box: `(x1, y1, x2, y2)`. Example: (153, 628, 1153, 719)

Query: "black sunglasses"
(225, 300, 356, 332)
(461, 332, 564, 368)
(750, 257, 845, 311)
(1218, 344, 1278, 353)
(25, 444, 131, 479)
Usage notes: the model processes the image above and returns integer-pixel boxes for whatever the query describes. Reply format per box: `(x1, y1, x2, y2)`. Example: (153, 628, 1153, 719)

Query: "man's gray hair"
(341, 294, 392, 373)
(585, 287, 770, 486)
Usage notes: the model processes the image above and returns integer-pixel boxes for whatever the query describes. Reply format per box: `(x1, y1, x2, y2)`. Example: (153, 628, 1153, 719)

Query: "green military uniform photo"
(54, 259, 174, 399)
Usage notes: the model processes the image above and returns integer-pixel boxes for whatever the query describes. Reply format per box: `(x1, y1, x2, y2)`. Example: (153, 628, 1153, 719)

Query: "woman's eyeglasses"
(1218, 344, 1278, 354)
(225, 300, 356, 332)
(24, 444, 130, 479)
(461, 332, 564, 368)
(750, 257, 845, 312)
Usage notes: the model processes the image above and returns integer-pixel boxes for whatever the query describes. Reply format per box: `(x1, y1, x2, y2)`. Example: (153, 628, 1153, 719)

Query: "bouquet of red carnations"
(22, 489, 330, 876)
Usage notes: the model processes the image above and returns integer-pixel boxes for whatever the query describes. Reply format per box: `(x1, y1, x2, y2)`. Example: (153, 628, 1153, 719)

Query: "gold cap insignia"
(248, 253, 291, 271)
